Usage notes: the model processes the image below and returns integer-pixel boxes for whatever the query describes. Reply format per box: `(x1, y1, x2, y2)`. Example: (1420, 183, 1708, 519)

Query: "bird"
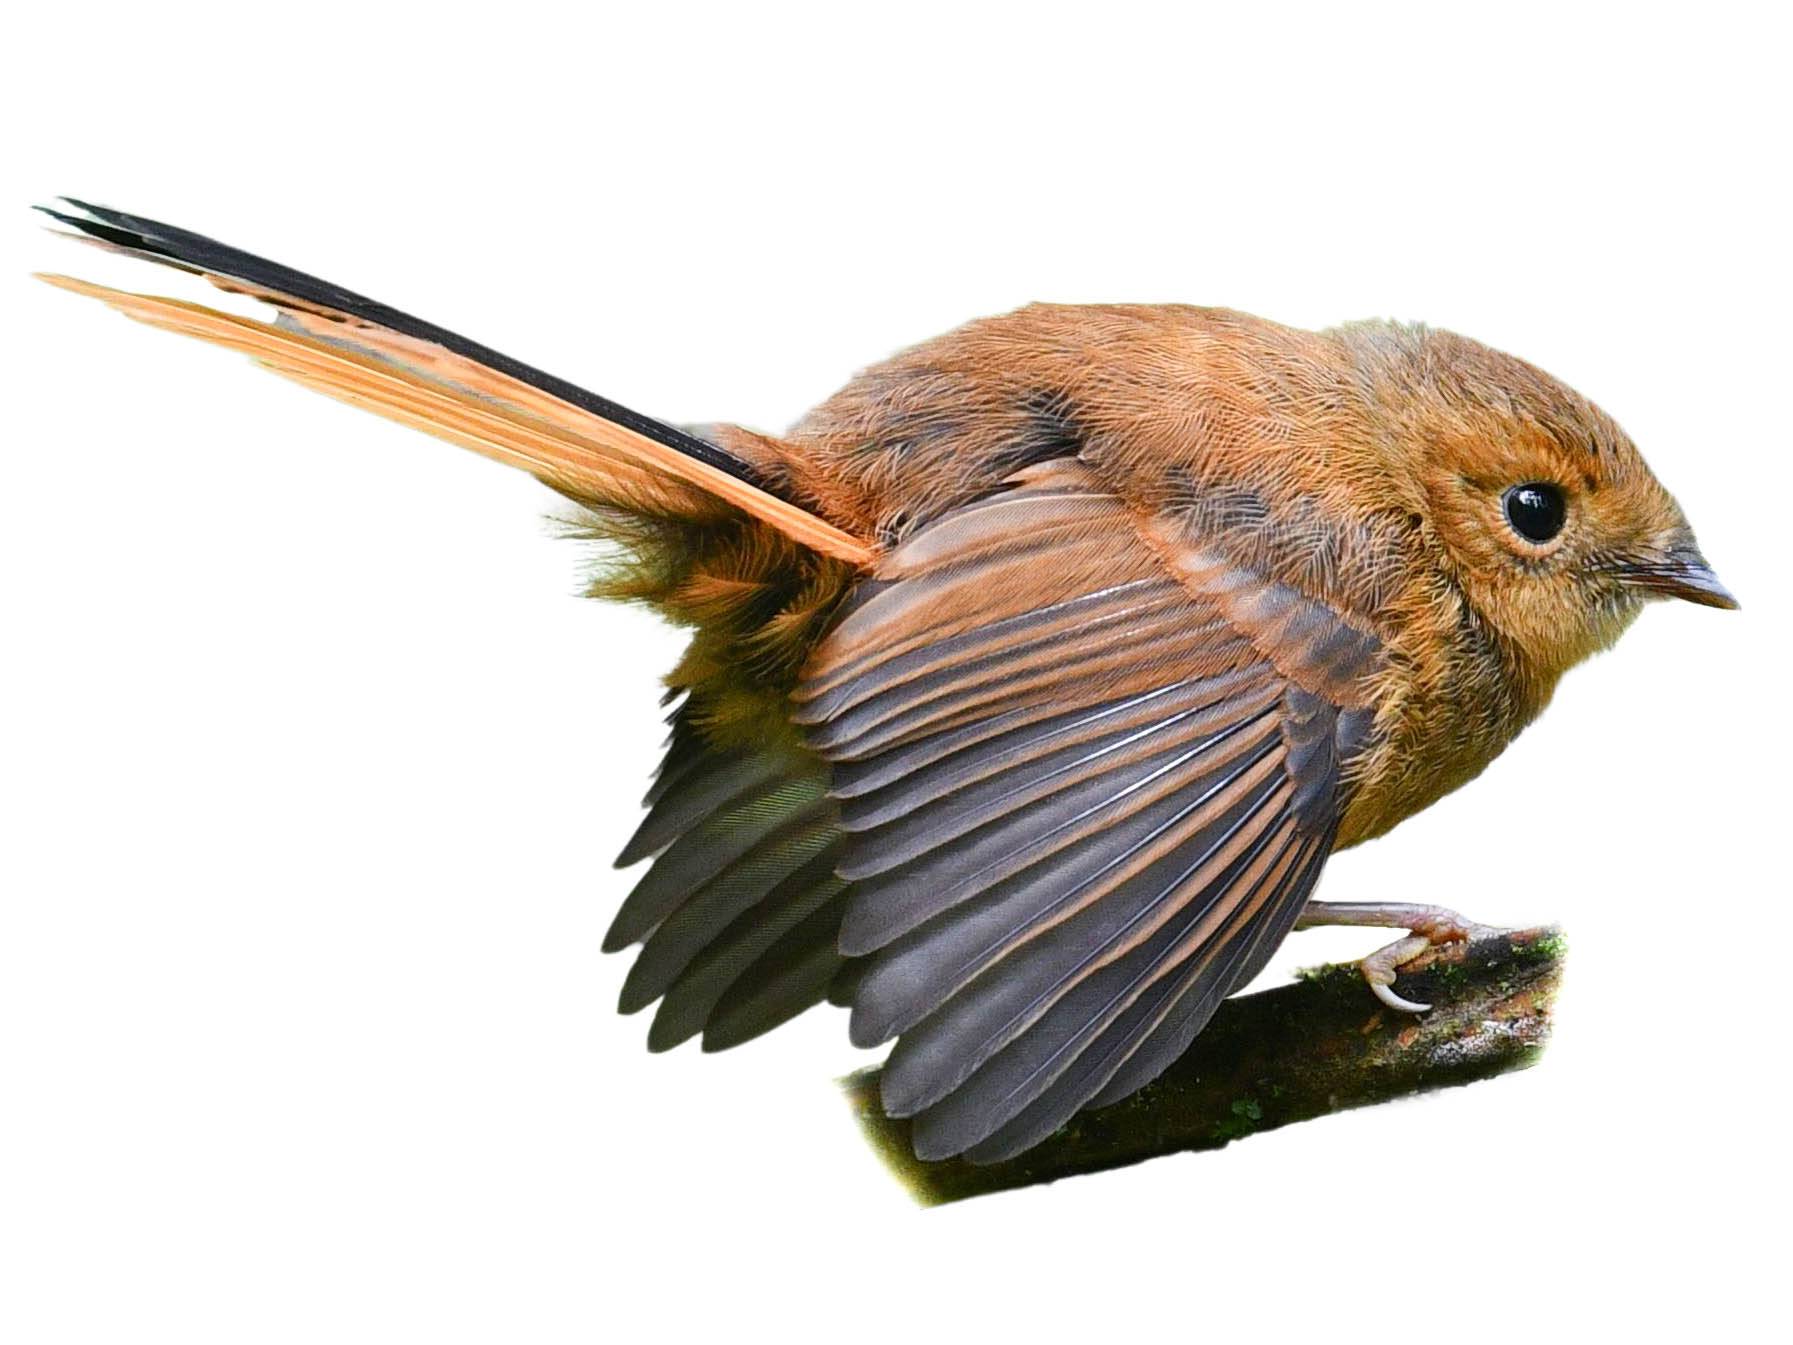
(36, 199, 1735, 1164)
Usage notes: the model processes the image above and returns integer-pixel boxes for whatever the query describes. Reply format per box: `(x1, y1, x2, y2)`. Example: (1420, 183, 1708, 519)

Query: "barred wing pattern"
(795, 462, 1367, 1162)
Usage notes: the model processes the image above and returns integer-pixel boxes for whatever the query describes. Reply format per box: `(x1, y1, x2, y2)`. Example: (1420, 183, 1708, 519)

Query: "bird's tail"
(37, 199, 877, 1051)
(34, 198, 873, 567)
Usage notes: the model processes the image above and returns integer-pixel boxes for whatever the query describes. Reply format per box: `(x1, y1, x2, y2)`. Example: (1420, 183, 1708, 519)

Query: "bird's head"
(1339, 323, 1735, 692)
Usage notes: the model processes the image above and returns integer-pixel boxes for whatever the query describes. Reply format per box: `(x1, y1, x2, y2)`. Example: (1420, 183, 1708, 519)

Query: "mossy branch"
(841, 926, 1564, 1205)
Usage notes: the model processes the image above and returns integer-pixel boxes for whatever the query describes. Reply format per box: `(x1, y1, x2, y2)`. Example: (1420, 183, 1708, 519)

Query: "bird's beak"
(1619, 538, 1740, 610)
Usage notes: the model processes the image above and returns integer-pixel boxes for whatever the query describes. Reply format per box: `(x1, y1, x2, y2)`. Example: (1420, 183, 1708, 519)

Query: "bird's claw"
(1361, 935, 1436, 1013)
(1297, 900, 1508, 1015)
(1357, 910, 1504, 1014)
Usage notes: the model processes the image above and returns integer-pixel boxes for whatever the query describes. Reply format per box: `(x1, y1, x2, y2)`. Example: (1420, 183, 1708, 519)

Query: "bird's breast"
(1330, 580, 1535, 848)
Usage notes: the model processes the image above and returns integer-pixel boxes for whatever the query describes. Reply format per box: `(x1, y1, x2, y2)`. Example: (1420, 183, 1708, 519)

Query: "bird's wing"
(796, 460, 1381, 1161)
(602, 704, 853, 1053)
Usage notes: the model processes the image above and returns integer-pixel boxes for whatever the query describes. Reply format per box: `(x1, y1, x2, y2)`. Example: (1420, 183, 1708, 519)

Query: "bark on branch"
(840, 925, 1564, 1205)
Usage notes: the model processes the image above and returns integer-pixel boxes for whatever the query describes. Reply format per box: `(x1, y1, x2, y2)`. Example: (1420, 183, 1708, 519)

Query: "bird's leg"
(1293, 902, 1506, 1014)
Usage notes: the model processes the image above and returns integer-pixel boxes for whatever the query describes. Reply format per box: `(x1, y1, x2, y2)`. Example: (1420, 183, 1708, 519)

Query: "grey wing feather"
(797, 462, 1374, 1160)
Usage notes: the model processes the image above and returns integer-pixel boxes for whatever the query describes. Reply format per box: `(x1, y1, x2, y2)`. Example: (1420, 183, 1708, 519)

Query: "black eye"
(1503, 482, 1566, 543)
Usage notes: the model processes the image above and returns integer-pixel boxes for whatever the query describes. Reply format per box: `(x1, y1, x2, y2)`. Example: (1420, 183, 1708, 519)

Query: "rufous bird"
(36, 200, 1735, 1163)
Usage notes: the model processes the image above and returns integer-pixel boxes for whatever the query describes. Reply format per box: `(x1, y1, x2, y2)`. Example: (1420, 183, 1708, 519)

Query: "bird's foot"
(1294, 901, 1505, 1014)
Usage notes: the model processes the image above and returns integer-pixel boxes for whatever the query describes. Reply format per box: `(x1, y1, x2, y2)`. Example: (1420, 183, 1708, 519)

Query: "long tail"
(38, 198, 873, 1052)
(34, 198, 873, 566)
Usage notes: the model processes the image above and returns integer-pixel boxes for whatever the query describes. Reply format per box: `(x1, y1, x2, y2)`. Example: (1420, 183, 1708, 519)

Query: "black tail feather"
(38, 197, 766, 490)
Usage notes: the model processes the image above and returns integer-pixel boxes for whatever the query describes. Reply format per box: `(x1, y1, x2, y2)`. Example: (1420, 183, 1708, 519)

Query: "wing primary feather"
(961, 833, 1325, 1162)
(808, 602, 1208, 753)
(838, 677, 1269, 853)
(879, 766, 1289, 1117)
(793, 463, 1364, 1158)
(907, 808, 1299, 1157)
(850, 728, 1287, 1045)
(837, 694, 1280, 937)
(834, 670, 1246, 830)
(619, 811, 842, 1012)
(795, 585, 1186, 725)
(615, 752, 793, 867)
(826, 670, 1251, 802)
(701, 890, 855, 1051)
(602, 774, 831, 953)
(644, 851, 847, 1051)
(1083, 833, 1332, 1111)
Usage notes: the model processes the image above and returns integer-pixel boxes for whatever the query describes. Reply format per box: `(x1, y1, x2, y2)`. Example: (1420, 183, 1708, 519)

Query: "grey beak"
(1621, 542, 1739, 610)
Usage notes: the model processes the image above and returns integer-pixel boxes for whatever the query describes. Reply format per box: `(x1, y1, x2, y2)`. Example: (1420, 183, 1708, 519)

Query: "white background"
(3, 4, 1786, 1341)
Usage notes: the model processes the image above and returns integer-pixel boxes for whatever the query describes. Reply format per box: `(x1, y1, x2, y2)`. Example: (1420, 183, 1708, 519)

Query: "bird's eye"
(1503, 482, 1566, 544)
